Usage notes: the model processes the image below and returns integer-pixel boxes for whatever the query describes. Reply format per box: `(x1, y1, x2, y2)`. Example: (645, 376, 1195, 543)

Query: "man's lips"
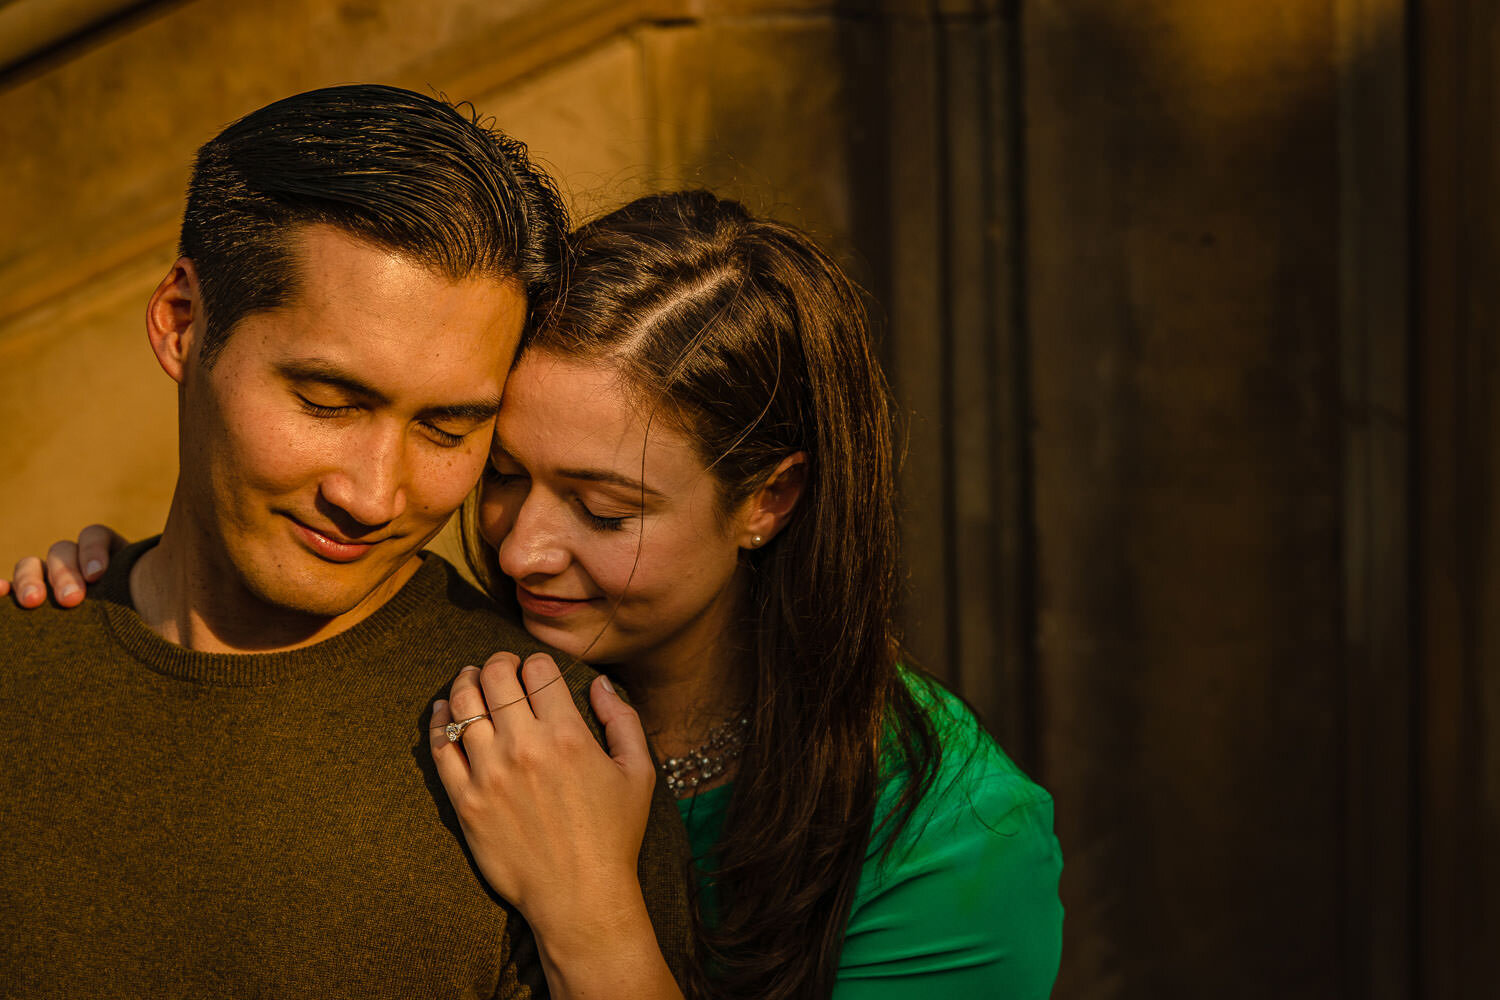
(515, 585, 593, 618)
(288, 517, 381, 563)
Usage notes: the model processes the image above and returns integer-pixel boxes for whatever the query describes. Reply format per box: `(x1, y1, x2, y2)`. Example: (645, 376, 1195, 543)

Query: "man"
(0, 85, 691, 997)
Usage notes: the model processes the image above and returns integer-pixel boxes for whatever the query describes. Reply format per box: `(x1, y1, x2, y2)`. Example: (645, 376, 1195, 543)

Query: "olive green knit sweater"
(0, 540, 692, 998)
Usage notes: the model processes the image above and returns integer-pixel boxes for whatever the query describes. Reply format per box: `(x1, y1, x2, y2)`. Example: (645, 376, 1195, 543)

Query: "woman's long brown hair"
(463, 190, 942, 999)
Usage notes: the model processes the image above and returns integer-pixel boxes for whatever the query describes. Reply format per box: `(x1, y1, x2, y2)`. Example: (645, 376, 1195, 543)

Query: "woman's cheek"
(579, 537, 653, 603)
(477, 496, 516, 551)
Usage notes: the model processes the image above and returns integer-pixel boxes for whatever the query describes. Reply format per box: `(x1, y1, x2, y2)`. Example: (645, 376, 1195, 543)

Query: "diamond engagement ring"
(435, 672, 568, 743)
(444, 713, 489, 743)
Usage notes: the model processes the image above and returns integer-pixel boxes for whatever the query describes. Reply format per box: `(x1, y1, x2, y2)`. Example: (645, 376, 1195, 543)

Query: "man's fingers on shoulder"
(45, 541, 85, 604)
(79, 524, 123, 579)
(12, 556, 46, 607)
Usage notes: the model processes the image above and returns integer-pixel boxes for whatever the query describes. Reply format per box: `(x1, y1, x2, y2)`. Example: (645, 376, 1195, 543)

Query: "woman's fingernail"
(21, 588, 41, 604)
(58, 585, 80, 600)
(600, 675, 615, 694)
(84, 560, 103, 578)
(461, 664, 479, 674)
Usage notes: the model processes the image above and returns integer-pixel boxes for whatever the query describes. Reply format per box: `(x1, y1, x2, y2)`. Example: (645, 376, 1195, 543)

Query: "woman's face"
(478, 351, 750, 673)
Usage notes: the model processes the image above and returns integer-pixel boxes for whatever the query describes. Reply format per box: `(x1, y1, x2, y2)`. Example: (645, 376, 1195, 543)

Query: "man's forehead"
(280, 223, 525, 304)
(225, 225, 526, 386)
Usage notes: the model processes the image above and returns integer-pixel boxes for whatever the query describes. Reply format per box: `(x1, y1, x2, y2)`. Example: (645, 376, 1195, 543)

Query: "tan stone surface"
(641, 17, 860, 251)
(0, 0, 663, 560)
(481, 34, 654, 221)
(0, 0, 873, 567)
(0, 254, 178, 555)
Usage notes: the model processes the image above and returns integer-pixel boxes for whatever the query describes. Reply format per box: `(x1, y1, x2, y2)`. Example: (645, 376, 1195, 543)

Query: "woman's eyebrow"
(489, 438, 666, 499)
(557, 467, 667, 500)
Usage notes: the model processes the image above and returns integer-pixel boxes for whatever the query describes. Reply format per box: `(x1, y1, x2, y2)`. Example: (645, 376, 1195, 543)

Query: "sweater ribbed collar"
(95, 537, 450, 687)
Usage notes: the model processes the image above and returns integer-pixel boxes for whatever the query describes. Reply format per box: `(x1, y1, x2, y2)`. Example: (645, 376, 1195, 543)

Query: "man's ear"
(145, 258, 205, 384)
(738, 451, 808, 550)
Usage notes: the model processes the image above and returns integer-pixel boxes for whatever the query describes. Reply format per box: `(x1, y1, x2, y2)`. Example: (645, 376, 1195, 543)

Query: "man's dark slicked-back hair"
(179, 83, 569, 367)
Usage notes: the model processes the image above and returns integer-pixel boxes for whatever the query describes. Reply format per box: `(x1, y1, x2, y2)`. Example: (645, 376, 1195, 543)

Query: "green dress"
(677, 676, 1064, 998)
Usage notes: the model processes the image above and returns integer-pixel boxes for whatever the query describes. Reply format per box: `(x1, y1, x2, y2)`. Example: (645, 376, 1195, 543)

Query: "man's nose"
(319, 425, 409, 529)
(496, 496, 569, 578)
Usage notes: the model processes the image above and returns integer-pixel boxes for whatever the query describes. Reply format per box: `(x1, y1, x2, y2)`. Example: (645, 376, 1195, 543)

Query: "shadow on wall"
(1010, 2, 1411, 999)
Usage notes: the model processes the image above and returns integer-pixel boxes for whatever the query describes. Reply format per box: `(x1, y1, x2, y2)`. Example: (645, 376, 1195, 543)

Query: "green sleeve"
(677, 681, 1065, 998)
(834, 709, 1064, 998)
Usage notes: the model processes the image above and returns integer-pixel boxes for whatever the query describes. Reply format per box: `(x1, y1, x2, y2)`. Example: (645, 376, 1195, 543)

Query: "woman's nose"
(495, 496, 570, 579)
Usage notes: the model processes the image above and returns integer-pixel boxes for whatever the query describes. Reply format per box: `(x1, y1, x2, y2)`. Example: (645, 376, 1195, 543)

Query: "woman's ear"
(739, 452, 808, 550)
(145, 257, 205, 384)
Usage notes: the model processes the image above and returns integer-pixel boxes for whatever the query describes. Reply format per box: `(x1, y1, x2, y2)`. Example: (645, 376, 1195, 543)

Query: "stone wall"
(0, 0, 874, 566)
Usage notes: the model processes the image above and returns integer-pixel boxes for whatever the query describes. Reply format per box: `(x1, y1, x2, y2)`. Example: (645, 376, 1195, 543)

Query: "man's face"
(178, 224, 526, 618)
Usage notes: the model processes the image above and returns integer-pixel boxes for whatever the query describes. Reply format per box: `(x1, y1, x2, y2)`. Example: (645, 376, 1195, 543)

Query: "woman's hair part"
(462, 189, 942, 999)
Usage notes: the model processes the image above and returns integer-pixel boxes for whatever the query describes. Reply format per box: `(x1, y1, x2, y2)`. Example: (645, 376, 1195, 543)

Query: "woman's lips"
(515, 585, 592, 619)
(290, 519, 376, 563)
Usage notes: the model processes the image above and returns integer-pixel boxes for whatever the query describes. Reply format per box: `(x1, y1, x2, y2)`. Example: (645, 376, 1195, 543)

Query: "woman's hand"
(0, 524, 127, 607)
(431, 652, 683, 999)
(432, 651, 656, 923)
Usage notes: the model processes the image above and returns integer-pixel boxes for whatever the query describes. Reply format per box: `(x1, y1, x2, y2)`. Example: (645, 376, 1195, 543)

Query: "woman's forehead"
(493, 353, 705, 483)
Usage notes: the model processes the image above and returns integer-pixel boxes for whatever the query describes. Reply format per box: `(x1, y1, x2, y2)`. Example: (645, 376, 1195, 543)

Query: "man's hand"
(2, 524, 127, 607)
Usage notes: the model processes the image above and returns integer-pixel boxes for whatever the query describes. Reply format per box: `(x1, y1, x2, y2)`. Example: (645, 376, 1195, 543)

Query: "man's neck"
(132, 508, 421, 655)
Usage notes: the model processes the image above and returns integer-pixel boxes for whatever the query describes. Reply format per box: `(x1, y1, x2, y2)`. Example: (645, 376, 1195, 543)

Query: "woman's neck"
(610, 623, 752, 761)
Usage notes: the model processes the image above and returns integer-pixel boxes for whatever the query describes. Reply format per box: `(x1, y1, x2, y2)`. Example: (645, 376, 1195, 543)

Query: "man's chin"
(241, 555, 420, 621)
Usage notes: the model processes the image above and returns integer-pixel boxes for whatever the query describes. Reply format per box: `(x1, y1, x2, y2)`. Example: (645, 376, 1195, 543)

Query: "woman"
(7, 190, 1063, 998)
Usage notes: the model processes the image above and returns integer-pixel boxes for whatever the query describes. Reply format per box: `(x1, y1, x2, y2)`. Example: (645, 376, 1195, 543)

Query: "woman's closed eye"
(577, 500, 628, 532)
(484, 464, 527, 486)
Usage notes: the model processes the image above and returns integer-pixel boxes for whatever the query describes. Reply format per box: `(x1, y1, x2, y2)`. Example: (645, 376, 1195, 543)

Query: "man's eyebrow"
(277, 359, 500, 422)
(417, 397, 503, 423)
(276, 360, 392, 405)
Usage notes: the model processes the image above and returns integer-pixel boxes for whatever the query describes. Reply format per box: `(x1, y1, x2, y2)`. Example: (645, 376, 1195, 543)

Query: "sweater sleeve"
(833, 756, 1065, 999)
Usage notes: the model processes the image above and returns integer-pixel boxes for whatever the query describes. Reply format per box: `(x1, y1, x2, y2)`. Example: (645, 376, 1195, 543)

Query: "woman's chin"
(520, 613, 604, 661)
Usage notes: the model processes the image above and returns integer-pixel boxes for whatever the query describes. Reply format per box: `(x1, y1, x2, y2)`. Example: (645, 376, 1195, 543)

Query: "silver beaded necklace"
(659, 714, 751, 798)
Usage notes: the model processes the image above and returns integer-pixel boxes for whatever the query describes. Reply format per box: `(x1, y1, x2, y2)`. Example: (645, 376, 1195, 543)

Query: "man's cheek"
(412, 449, 488, 520)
